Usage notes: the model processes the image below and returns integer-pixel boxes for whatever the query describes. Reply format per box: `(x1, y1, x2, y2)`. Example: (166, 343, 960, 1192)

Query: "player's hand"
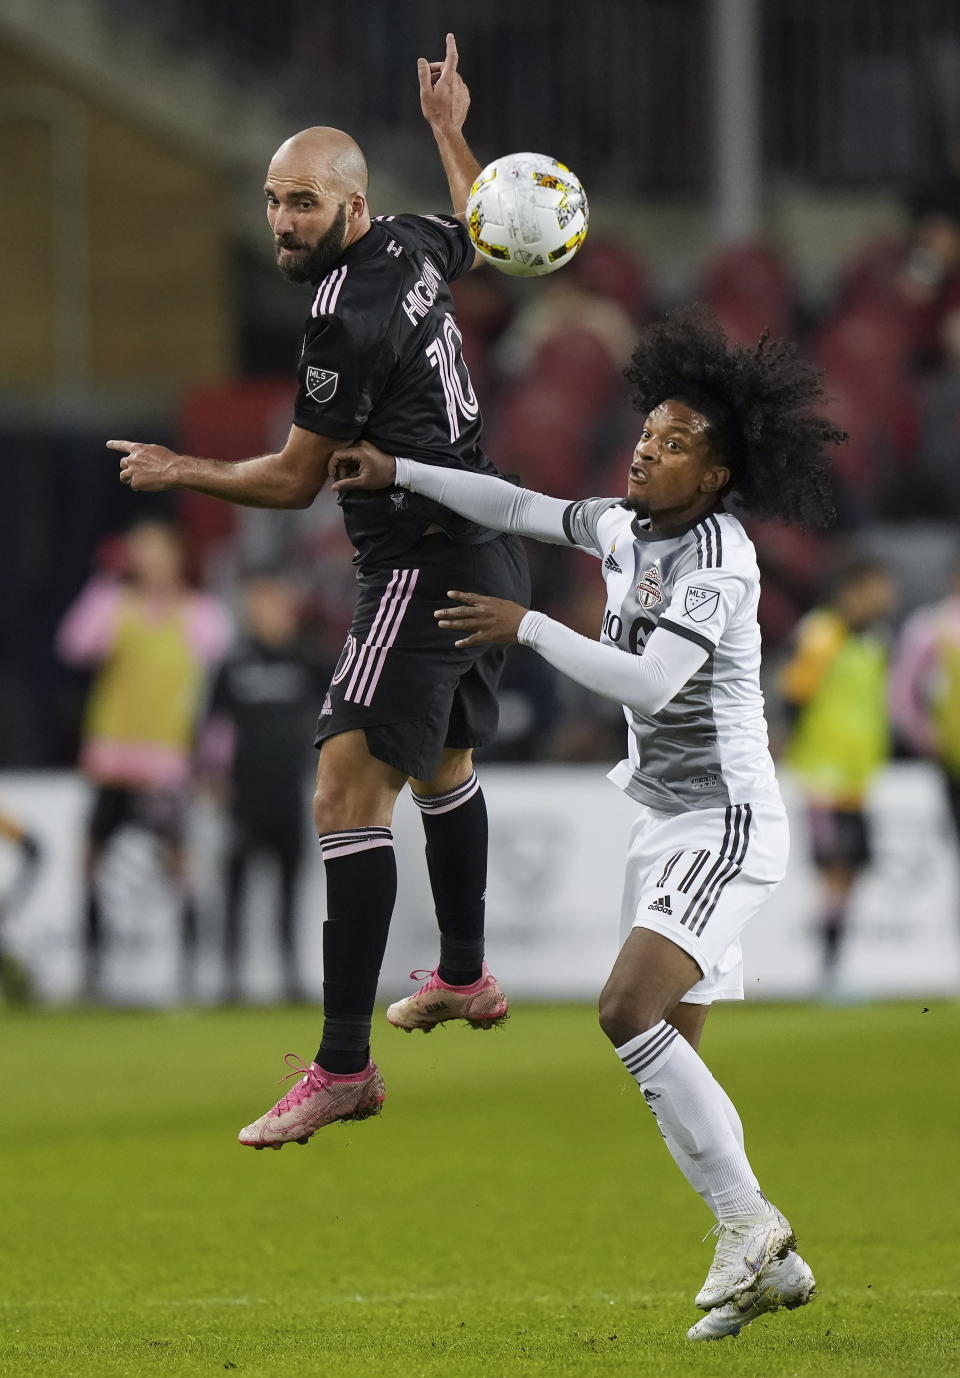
(435, 590, 528, 648)
(418, 32, 470, 133)
(329, 440, 397, 491)
(106, 440, 182, 491)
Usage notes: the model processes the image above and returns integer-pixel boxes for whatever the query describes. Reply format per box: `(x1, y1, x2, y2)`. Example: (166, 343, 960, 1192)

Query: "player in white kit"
(330, 305, 842, 1339)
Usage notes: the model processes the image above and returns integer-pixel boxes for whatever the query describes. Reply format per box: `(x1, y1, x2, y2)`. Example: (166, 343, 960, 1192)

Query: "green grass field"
(1, 1000, 957, 1378)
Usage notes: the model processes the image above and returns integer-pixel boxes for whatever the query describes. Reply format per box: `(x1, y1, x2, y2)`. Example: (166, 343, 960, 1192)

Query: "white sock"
(617, 1020, 770, 1223)
(652, 1075, 746, 1215)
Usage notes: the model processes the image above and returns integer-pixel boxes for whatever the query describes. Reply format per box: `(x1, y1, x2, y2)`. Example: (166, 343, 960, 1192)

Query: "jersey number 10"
(426, 312, 480, 442)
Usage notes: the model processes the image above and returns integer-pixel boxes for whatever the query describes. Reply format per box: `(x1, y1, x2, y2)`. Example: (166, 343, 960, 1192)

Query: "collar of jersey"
(630, 502, 724, 543)
(332, 222, 388, 267)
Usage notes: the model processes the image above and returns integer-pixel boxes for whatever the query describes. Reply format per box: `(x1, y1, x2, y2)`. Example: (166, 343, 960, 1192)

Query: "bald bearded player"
(107, 34, 530, 1147)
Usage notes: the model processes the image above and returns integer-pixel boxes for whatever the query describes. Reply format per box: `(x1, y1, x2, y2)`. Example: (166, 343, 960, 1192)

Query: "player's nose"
(272, 207, 296, 236)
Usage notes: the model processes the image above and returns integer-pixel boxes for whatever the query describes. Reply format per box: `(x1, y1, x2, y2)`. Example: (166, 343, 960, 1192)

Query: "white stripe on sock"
(410, 772, 480, 814)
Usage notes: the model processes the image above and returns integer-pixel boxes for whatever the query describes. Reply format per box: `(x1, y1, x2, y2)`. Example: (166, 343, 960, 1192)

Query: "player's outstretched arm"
(419, 33, 482, 225)
(330, 439, 573, 544)
(106, 424, 340, 509)
(437, 595, 710, 717)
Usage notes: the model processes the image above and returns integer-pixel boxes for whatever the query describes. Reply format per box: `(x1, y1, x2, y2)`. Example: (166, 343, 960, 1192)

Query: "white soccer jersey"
(391, 459, 783, 817)
(559, 497, 782, 814)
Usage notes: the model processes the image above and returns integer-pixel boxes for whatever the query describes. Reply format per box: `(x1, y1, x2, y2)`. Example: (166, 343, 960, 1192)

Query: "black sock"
(821, 900, 847, 976)
(316, 828, 396, 1074)
(180, 896, 199, 1001)
(83, 887, 103, 992)
(412, 773, 486, 986)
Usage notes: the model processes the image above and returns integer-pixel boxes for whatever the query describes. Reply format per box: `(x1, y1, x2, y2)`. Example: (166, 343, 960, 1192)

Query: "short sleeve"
(399, 214, 475, 282)
(658, 567, 747, 654)
(293, 315, 390, 439)
(559, 497, 624, 557)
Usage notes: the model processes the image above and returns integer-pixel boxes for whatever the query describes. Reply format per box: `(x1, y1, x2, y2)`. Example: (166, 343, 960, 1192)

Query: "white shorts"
(619, 800, 790, 1004)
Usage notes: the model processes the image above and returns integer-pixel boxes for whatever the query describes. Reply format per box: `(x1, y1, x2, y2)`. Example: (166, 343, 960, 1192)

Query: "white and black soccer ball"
(466, 152, 589, 278)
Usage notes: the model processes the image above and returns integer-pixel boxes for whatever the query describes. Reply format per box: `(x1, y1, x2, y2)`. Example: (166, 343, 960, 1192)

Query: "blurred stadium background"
(4, 7, 960, 1378)
(2, 0, 960, 1008)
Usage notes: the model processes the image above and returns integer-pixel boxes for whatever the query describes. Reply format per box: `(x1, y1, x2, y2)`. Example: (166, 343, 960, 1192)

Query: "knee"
(598, 976, 662, 1047)
(312, 780, 350, 836)
(313, 772, 398, 835)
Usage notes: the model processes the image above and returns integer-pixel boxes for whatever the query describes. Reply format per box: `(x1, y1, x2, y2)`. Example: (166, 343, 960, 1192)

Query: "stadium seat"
(487, 380, 599, 497)
(697, 240, 797, 343)
(812, 304, 913, 408)
(528, 327, 623, 408)
(570, 237, 653, 323)
(836, 234, 908, 312)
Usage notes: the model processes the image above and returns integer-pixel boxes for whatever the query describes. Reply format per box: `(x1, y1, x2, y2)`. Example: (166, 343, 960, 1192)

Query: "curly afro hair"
(624, 303, 844, 528)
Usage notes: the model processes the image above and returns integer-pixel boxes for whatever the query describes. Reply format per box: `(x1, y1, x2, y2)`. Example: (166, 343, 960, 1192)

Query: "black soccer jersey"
(293, 213, 505, 565)
(210, 638, 328, 815)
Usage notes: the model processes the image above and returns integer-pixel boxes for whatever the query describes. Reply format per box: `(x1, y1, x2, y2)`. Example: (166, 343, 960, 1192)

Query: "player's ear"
(348, 192, 366, 224)
(701, 464, 731, 494)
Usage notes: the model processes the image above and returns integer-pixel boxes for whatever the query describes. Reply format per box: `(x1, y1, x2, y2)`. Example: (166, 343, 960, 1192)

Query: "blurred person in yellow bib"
(57, 520, 231, 1001)
(779, 558, 896, 994)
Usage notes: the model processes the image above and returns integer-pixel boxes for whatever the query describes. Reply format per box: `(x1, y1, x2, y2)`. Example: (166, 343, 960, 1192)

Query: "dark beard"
(623, 495, 649, 515)
(275, 202, 348, 284)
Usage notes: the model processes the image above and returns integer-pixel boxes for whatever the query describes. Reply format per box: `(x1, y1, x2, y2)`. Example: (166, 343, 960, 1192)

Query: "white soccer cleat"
(687, 1250, 816, 1341)
(695, 1209, 796, 1310)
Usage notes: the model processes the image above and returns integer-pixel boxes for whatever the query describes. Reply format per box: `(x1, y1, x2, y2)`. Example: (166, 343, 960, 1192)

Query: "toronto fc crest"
(637, 565, 664, 609)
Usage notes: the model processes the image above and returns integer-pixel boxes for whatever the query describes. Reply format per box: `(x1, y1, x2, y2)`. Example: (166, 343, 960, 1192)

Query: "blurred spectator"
(56, 520, 231, 1001)
(0, 805, 43, 1005)
(896, 181, 960, 371)
(909, 306, 960, 518)
(778, 558, 897, 996)
(201, 574, 329, 1003)
(889, 557, 960, 883)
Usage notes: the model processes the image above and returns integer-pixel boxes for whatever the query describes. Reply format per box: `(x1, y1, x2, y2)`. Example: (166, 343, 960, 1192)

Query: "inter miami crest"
(684, 586, 720, 622)
(305, 366, 339, 404)
(636, 565, 664, 609)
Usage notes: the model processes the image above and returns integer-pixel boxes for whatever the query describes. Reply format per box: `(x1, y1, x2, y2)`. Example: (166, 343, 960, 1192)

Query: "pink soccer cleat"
(238, 1053, 385, 1149)
(385, 964, 509, 1033)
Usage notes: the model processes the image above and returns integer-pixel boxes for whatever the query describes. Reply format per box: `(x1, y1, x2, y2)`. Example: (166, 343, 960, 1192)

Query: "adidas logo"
(647, 895, 673, 914)
(642, 1088, 662, 1104)
(603, 553, 623, 574)
(423, 1000, 447, 1014)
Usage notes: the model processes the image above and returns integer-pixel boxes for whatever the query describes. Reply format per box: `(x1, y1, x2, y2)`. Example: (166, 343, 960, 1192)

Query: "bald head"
(269, 126, 368, 199)
(264, 127, 371, 284)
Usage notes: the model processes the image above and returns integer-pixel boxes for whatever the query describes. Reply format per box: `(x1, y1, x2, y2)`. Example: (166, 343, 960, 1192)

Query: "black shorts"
(88, 785, 187, 847)
(807, 805, 870, 870)
(315, 533, 530, 779)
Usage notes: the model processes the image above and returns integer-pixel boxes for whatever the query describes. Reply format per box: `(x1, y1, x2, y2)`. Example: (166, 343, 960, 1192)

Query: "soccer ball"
(466, 152, 588, 277)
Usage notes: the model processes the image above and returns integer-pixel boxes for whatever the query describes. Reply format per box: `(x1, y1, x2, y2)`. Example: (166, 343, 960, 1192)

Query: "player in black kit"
(107, 34, 530, 1147)
(205, 574, 330, 1004)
